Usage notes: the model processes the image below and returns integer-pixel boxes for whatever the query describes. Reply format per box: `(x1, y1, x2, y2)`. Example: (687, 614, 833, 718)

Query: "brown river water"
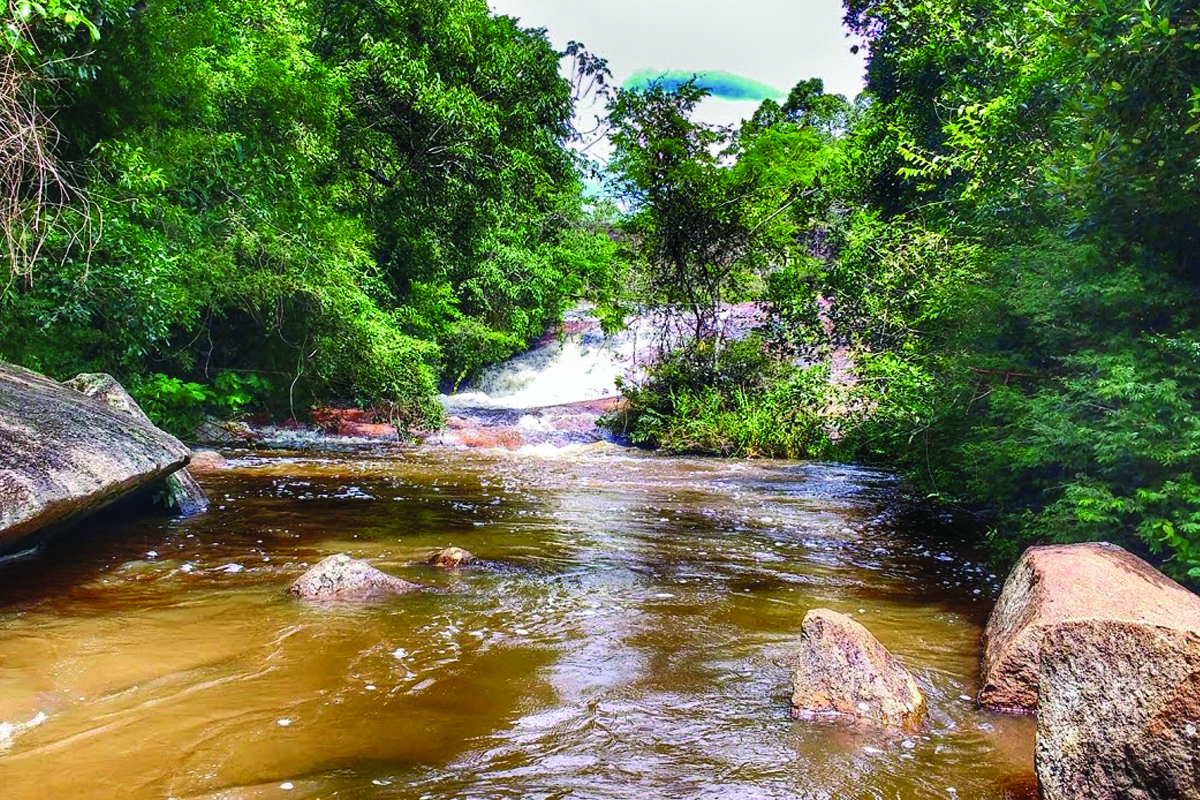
(0, 444, 1036, 800)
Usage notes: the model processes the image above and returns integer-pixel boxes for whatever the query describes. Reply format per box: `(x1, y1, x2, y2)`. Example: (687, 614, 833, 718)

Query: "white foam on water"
(513, 442, 592, 458)
(516, 414, 554, 433)
(443, 333, 634, 410)
(0, 711, 48, 752)
(443, 309, 674, 411)
(437, 305, 757, 451)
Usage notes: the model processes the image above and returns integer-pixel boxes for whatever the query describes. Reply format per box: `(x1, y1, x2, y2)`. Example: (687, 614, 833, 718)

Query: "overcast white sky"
(489, 0, 866, 127)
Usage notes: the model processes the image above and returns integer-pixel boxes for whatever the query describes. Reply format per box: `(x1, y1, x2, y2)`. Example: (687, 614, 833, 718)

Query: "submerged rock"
(1036, 620, 1200, 800)
(186, 449, 228, 473)
(64, 373, 208, 515)
(0, 363, 191, 556)
(429, 546, 476, 568)
(289, 554, 424, 600)
(791, 608, 927, 730)
(979, 542, 1200, 712)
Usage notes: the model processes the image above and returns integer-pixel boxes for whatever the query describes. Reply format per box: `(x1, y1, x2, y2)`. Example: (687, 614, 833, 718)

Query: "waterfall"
(435, 310, 646, 450)
(434, 304, 764, 451)
(441, 316, 646, 411)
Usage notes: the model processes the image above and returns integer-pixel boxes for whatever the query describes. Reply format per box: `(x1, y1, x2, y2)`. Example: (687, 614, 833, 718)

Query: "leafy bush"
(606, 336, 835, 458)
(310, 303, 444, 430)
(132, 371, 273, 438)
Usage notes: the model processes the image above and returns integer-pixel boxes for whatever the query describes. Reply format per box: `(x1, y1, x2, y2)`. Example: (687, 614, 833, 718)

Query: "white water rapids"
(433, 311, 643, 449)
(442, 322, 638, 410)
(218, 306, 764, 450)
(442, 305, 765, 410)
(431, 305, 765, 450)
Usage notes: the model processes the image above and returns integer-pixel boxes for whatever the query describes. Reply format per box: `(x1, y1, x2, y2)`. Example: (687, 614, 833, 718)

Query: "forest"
(3, 0, 1199, 580)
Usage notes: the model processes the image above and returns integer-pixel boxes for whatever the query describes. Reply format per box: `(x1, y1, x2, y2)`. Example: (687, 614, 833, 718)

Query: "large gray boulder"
(979, 542, 1200, 712)
(1036, 620, 1200, 800)
(0, 363, 191, 555)
(64, 373, 207, 515)
(791, 608, 927, 730)
(289, 554, 425, 600)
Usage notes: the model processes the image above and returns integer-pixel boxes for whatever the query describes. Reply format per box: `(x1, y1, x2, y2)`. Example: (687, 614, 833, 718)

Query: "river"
(0, 444, 1036, 800)
(0, 316, 1037, 798)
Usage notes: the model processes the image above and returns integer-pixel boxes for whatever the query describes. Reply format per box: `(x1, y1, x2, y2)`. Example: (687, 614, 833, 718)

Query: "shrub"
(606, 335, 835, 458)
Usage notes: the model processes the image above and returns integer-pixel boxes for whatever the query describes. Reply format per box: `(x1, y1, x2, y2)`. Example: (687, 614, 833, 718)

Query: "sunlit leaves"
(838, 0, 1200, 579)
(0, 0, 604, 424)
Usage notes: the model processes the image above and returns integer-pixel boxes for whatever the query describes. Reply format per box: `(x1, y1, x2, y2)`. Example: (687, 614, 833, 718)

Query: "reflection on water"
(0, 446, 1036, 799)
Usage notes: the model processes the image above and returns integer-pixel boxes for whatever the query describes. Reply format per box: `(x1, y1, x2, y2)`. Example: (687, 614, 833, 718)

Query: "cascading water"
(434, 304, 766, 450)
(443, 313, 644, 411)
(433, 310, 645, 450)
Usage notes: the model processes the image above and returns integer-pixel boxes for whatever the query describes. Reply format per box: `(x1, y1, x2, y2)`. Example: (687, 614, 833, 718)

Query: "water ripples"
(0, 450, 1034, 800)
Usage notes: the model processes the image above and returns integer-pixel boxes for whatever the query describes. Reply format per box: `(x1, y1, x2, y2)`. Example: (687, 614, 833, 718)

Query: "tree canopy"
(0, 0, 616, 428)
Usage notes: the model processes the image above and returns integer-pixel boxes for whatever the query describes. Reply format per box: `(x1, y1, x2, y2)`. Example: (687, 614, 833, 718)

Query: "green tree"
(0, 0, 610, 427)
(827, 0, 1200, 580)
(603, 78, 849, 458)
(606, 80, 729, 341)
(606, 79, 824, 343)
(314, 0, 595, 382)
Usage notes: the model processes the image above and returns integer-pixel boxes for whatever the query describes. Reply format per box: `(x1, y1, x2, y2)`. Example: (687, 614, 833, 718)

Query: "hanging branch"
(0, 23, 93, 290)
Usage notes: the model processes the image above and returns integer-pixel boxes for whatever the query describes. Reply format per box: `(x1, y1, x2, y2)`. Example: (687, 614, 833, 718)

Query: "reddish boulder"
(1036, 620, 1200, 800)
(310, 406, 398, 439)
(979, 542, 1200, 712)
(289, 554, 424, 600)
(791, 608, 927, 730)
(186, 449, 228, 473)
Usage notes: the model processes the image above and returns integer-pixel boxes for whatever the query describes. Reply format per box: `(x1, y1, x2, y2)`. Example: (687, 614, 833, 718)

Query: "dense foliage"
(0, 0, 613, 432)
(605, 1, 1200, 580)
(5, 0, 1199, 579)
(826, 0, 1200, 578)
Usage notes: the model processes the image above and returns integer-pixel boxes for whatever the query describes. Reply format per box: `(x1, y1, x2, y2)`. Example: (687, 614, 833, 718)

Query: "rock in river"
(0, 363, 192, 556)
(289, 554, 425, 600)
(1036, 620, 1200, 800)
(791, 608, 927, 730)
(186, 449, 228, 473)
(429, 546, 476, 568)
(979, 542, 1200, 712)
(64, 373, 208, 515)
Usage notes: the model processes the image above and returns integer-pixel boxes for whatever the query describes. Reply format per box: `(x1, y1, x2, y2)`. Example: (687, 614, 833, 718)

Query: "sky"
(488, 0, 866, 128)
